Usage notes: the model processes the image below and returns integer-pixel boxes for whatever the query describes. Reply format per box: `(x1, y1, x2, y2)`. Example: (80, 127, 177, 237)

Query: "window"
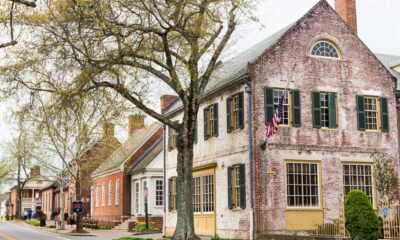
(356, 96, 389, 132)
(204, 103, 219, 140)
(135, 181, 140, 213)
(202, 175, 214, 213)
(228, 164, 246, 209)
(273, 90, 290, 125)
(143, 180, 148, 204)
(155, 180, 163, 207)
(108, 181, 112, 206)
(365, 97, 378, 130)
(95, 184, 99, 207)
(264, 88, 301, 128)
(193, 177, 201, 212)
(101, 182, 105, 206)
(115, 179, 120, 206)
(168, 127, 178, 151)
(311, 40, 341, 59)
(286, 162, 319, 207)
(312, 92, 337, 129)
(227, 92, 244, 132)
(168, 178, 176, 211)
(343, 164, 373, 205)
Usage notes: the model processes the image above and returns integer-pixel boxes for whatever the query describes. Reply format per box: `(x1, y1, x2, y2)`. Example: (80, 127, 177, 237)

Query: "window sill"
(228, 128, 243, 134)
(286, 207, 322, 211)
(319, 127, 339, 131)
(230, 207, 244, 211)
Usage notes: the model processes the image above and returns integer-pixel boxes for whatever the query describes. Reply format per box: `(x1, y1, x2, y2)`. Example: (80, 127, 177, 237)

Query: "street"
(0, 222, 159, 240)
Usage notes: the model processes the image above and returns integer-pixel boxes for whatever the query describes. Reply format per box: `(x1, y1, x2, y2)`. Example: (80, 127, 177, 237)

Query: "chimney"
(128, 115, 145, 135)
(103, 123, 115, 138)
(160, 95, 177, 112)
(30, 166, 40, 177)
(335, 0, 357, 34)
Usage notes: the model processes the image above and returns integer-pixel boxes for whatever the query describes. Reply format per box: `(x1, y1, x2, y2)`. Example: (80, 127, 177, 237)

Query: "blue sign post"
(383, 207, 389, 218)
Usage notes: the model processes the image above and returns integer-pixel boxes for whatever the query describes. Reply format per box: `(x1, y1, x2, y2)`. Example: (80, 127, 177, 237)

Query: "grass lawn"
(25, 220, 40, 226)
(112, 238, 152, 240)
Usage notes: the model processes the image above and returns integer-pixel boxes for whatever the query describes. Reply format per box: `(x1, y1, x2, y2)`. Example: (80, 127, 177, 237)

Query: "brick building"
(10, 166, 52, 217)
(164, 0, 400, 238)
(91, 115, 163, 226)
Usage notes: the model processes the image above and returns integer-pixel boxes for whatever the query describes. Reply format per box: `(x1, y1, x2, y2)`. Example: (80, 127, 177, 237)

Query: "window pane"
(343, 165, 373, 205)
(311, 41, 340, 59)
(286, 163, 319, 207)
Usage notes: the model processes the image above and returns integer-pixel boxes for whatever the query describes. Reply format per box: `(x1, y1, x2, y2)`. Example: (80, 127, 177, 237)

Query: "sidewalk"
(14, 220, 164, 239)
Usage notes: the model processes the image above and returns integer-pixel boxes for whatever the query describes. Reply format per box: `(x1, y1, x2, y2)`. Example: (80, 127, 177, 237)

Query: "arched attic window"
(310, 40, 342, 60)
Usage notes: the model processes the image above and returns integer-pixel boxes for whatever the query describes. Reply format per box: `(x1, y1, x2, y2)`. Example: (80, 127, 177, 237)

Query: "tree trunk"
(173, 108, 199, 240)
(75, 171, 84, 232)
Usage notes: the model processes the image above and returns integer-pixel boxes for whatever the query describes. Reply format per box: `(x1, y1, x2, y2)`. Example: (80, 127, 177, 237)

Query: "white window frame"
(342, 163, 375, 208)
(101, 182, 106, 207)
(115, 178, 120, 206)
(155, 179, 163, 207)
(108, 181, 112, 206)
(95, 184, 99, 207)
(285, 161, 321, 209)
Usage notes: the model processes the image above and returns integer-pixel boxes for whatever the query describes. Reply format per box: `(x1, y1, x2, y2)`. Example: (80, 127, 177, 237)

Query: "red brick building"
(91, 116, 163, 225)
(164, 0, 400, 238)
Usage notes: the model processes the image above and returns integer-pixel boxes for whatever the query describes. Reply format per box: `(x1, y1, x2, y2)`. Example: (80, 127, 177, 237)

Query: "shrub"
(345, 190, 381, 240)
(134, 221, 159, 232)
(96, 225, 112, 230)
(26, 220, 40, 226)
(112, 238, 152, 240)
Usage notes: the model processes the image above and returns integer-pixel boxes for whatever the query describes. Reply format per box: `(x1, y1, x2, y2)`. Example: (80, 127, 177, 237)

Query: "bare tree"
(23, 89, 127, 232)
(0, 0, 37, 48)
(6, 109, 36, 218)
(1, 0, 255, 238)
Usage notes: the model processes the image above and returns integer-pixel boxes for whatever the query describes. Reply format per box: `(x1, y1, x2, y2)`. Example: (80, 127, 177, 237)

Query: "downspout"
(162, 124, 167, 237)
(245, 82, 254, 240)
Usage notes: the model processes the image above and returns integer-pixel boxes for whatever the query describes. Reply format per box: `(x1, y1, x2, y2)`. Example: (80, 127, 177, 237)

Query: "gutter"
(245, 82, 255, 240)
(162, 124, 167, 237)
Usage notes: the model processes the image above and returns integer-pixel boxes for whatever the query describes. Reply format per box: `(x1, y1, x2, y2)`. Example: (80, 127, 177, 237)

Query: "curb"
(14, 221, 97, 237)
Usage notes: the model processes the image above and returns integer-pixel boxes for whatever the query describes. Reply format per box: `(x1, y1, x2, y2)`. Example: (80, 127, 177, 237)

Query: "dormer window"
(310, 40, 342, 60)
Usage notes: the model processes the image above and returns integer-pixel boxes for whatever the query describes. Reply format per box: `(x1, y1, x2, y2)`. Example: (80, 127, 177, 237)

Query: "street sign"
(383, 207, 389, 217)
(72, 201, 83, 213)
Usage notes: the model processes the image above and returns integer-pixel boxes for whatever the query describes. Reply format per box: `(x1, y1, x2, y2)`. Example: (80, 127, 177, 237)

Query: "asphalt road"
(0, 222, 161, 240)
(0, 222, 74, 240)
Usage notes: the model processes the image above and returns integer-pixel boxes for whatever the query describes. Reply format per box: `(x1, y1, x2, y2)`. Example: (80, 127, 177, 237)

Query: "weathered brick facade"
(250, 1, 398, 235)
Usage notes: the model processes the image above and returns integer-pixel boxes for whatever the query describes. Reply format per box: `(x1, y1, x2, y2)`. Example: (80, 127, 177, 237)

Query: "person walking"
(27, 209, 32, 220)
(54, 213, 60, 229)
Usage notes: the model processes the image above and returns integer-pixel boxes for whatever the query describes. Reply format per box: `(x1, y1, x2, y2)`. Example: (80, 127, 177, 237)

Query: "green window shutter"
(204, 108, 209, 140)
(238, 92, 245, 129)
(328, 93, 337, 129)
(194, 124, 198, 143)
(239, 164, 246, 209)
(174, 130, 179, 148)
(264, 88, 274, 125)
(226, 97, 232, 133)
(213, 103, 219, 137)
(168, 179, 172, 211)
(168, 127, 172, 151)
(291, 89, 301, 127)
(381, 97, 389, 132)
(227, 167, 233, 209)
(356, 95, 366, 131)
(174, 179, 177, 210)
(312, 92, 321, 128)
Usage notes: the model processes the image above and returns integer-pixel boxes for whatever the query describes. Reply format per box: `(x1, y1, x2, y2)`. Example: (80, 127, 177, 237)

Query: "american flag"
(266, 94, 285, 138)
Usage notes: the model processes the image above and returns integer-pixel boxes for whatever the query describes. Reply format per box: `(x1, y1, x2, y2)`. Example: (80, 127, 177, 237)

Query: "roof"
(163, 0, 400, 116)
(128, 137, 163, 175)
(375, 53, 400, 90)
(92, 123, 162, 176)
(40, 181, 58, 191)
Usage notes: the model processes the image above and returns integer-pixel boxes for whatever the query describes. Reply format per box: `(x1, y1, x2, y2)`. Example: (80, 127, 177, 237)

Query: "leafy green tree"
(0, 0, 255, 238)
(345, 190, 381, 240)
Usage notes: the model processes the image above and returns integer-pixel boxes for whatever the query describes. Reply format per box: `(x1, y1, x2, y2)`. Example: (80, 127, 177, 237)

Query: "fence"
(383, 196, 400, 239)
